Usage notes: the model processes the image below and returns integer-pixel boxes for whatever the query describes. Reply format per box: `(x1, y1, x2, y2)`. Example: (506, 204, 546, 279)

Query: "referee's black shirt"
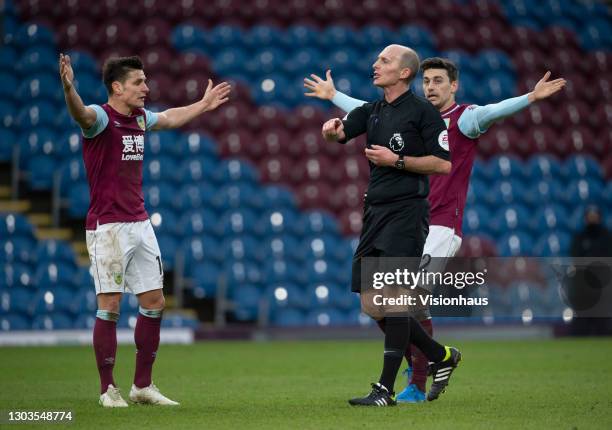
(340, 89, 450, 205)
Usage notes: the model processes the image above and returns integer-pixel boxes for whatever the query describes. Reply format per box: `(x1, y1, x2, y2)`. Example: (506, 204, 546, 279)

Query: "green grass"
(1, 338, 611, 429)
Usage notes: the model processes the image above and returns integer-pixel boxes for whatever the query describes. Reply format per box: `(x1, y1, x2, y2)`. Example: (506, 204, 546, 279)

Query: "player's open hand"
(201, 79, 231, 112)
(530, 71, 566, 102)
(304, 70, 337, 100)
(322, 118, 345, 142)
(59, 53, 74, 91)
(365, 145, 398, 167)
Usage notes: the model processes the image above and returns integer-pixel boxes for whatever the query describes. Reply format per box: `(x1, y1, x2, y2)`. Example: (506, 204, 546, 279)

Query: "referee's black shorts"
(351, 198, 429, 293)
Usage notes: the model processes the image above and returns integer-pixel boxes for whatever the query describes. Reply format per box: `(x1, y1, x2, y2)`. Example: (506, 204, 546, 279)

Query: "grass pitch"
(1, 338, 611, 429)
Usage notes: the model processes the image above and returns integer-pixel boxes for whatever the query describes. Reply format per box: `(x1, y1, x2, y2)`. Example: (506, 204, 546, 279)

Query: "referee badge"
(389, 133, 405, 152)
(136, 115, 146, 131)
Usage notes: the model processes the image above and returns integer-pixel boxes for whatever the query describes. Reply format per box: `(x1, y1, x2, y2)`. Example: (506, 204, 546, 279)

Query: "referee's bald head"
(384, 44, 420, 84)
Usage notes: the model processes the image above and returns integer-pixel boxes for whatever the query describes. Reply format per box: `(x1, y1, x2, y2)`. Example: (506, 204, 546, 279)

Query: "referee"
(322, 44, 461, 406)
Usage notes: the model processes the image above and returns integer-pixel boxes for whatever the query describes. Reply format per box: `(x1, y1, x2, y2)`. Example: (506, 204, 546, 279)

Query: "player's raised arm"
(304, 70, 367, 113)
(458, 71, 566, 138)
(60, 53, 97, 130)
(152, 79, 231, 130)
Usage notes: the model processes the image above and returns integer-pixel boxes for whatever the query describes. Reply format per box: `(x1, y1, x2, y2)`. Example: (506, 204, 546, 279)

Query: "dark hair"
(102, 56, 144, 94)
(420, 57, 459, 82)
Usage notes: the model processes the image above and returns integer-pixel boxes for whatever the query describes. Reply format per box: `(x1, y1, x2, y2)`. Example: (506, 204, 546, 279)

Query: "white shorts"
(420, 225, 463, 278)
(86, 220, 164, 295)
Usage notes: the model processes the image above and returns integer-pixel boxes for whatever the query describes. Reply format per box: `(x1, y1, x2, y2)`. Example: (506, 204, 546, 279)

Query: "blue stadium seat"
(35, 240, 77, 267)
(189, 261, 221, 298)
(498, 232, 535, 257)
(176, 210, 218, 238)
(148, 208, 178, 236)
(231, 284, 262, 321)
(16, 73, 60, 103)
(223, 261, 263, 291)
(484, 155, 526, 182)
(173, 132, 217, 159)
(171, 24, 207, 51)
(214, 47, 249, 77)
(305, 283, 343, 309)
(472, 50, 514, 74)
(74, 267, 95, 290)
(55, 130, 82, 159)
(295, 210, 340, 236)
(296, 235, 341, 261)
(0, 263, 35, 289)
(466, 178, 488, 207)
(144, 156, 179, 184)
(488, 205, 530, 236)
(143, 182, 175, 210)
(146, 130, 179, 158)
(69, 289, 97, 315)
(66, 51, 98, 76)
(156, 234, 178, 270)
(34, 262, 78, 290)
(206, 25, 245, 52)
(58, 157, 87, 197)
(260, 235, 301, 263)
(212, 159, 259, 184)
(73, 314, 96, 329)
(529, 204, 570, 234)
(120, 294, 140, 314)
(31, 287, 74, 314)
(1, 313, 31, 331)
(463, 204, 492, 237)
(31, 312, 74, 330)
(260, 185, 297, 211)
(564, 179, 604, 207)
(267, 283, 306, 310)
(533, 232, 571, 257)
(215, 208, 259, 237)
(562, 155, 604, 181)
(273, 307, 306, 327)
(15, 46, 57, 75)
(27, 155, 56, 190)
(398, 25, 436, 50)
(257, 209, 300, 237)
(0, 46, 18, 73)
(285, 25, 319, 47)
(318, 26, 359, 49)
(13, 23, 55, 48)
(484, 179, 527, 208)
(305, 308, 346, 327)
(67, 181, 90, 218)
(179, 236, 222, 275)
(173, 183, 215, 213)
(177, 157, 218, 184)
(16, 102, 56, 130)
(212, 184, 264, 212)
(262, 259, 301, 285)
(0, 128, 17, 161)
(298, 258, 339, 285)
(245, 25, 285, 50)
(1, 286, 33, 315)
(525, 154, 562, 181)
(283, 47, 323, 75)
(221, 235, 260, 263)
(440, 50, 474, 75)
(0, 237, 35, 265)
(0, 213, 35, 238)
(523, 179, 565, 208)
(118, 313, 138, 329)
(246, 46, 286, 76)
(345, 309, 375, 327)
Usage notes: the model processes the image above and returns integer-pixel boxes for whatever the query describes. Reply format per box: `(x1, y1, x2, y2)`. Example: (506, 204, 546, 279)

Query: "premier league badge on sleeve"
(136, 115, 146, 131)
(389, 133, 405, 152)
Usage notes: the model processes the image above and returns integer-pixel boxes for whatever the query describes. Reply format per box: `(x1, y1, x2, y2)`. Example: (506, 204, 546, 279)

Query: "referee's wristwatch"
(394, 155, 405, 170)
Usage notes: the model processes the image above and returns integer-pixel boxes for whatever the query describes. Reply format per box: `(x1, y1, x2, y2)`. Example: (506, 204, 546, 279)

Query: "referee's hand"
(365, 145, 398, 167)
(322, 118, 345, 142)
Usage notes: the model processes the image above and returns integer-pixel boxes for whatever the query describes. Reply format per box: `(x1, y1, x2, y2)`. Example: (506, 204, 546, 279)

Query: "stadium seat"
(231, 284, 262, 321)
(31, 313, 74, 330)
(498, 232, 535, 257)
(35, 240, 77, 267)
(0, 313, 31, 331)
(305, 308, 346, 327)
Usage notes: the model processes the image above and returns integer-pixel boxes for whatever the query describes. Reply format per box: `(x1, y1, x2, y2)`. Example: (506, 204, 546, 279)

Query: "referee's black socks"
(378, 316, 448, 393)
(379, 317, 411, 393)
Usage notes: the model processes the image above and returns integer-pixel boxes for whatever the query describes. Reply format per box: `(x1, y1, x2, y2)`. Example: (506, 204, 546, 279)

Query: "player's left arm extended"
(152, 79, 231, 130)
(458, 71, 566, 138)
